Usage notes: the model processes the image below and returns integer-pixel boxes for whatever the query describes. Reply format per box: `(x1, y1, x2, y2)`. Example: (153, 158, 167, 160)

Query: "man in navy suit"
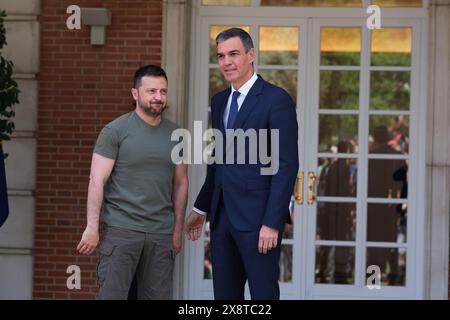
(186, 28, 298, 300)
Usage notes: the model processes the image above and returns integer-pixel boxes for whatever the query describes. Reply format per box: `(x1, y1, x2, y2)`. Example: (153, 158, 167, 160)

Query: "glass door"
(304, 18, 421, 298)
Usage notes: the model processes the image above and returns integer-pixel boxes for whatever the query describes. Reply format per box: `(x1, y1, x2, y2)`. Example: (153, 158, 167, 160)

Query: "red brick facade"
(34, 0, 163, 299)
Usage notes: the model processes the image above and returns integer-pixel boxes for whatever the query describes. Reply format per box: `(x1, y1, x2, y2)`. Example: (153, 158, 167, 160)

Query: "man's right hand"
(185, 211, 206, 241)
(77, 225, 99, 255)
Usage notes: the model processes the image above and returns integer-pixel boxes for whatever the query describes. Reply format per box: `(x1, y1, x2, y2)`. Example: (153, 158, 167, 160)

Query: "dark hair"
(374, 126, 390, 144)
(337, 141, 349, 153)
(133, 65, 167, 88)
(216, 28, 254, 53)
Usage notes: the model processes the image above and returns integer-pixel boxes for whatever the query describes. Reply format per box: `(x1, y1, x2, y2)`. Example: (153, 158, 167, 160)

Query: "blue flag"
(0, 144, 9, 227)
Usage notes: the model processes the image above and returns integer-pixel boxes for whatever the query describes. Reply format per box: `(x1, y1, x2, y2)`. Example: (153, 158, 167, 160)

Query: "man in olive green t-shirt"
(76, 65, 188, 300)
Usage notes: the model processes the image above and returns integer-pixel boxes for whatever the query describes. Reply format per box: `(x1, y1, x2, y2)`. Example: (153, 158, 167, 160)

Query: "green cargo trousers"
(96, 225, 174, 300)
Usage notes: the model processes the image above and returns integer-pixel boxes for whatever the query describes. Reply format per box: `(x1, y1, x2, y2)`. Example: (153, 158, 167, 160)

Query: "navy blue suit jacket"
(194, 75, 299, 232)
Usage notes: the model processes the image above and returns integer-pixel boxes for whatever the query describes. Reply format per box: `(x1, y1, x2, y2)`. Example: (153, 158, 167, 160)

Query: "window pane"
(321, 28, 361, 66)
(259, 27, 299, 65)
(369, 115, 409, 154)
(366, 248, 406, 286)
(210, 25, 250, 63)
(319, 115, 359, 153)
(367, 203, 407, 242)
(368, 159, 407, 198)
(203, 0, 251, 5)
(259, 69, 297, 104)
(283, 199, 295, 239)
(370, 71, 410, 111)
(204, 221, 211, 237)
(372, 0, 422, 8)
(372, 28, 411, 66)
(279, 245, 293, 283)
(315, 246, 355, 284)
(209, 68, 228, 103)
(261, 0, 362, 7)
(318, 158, 357, 197)
(316, 203, 356, 241)
(320, 71, 360, 110)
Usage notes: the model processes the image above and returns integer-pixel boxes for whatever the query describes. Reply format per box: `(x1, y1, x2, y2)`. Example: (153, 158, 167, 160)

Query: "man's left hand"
(258, 225, 279, 254)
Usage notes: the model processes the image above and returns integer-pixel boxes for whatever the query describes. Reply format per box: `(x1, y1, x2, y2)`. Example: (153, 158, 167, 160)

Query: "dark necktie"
(226, 91, 240, 129)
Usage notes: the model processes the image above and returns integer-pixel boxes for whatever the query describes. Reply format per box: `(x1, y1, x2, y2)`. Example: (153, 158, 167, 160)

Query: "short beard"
(138, 97, 166, 117)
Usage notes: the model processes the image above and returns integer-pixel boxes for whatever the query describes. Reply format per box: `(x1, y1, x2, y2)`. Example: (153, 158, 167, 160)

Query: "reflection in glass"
(204, 221, 211, 237)
(318, 157, 357, 197)
(283, 200, 295, 240)
(210, 25, 250, 63)
(372, 0, 422, 7)
(320, 71, 359, 109)
(319, 115, 358, 153)
(204, 240, 213, 280)
(259, 70, 297, 103)
(203, 0, 251, 5)
(261, 0, 362, 7)
(279, 245, 293, 283)
(209, 68, 228, 102)
(367, 203, 407, 243)
(370, 71, 410, 110)
(372, 28, 412, 66)
(369, 124, 407, 155)
(315, 246, 355, 284)
(316, 203, 356, 241)
(370, 115, 409, 154)
(368, 159, 406, 198)
(208, 110, 212, 130)
(321, 28, 361, 66)
(366, 248, 406, 286)
(259, 27, 298, 65)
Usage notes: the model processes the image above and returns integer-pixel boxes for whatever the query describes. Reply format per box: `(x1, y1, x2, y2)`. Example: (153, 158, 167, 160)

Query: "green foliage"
(372, 52, 411, 67)
(321, 52, 360, 66)
(370, 71, 410, 111)
(0, 10, 19, 141)
(320, 70, 360, 110)
(319, 115, 358, 152)
(259, 50, 298, 66)
(209, 69, 228, 103)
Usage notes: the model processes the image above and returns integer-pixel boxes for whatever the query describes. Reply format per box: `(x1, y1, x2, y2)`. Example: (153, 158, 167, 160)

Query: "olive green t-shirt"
(94, 111, 180, 234)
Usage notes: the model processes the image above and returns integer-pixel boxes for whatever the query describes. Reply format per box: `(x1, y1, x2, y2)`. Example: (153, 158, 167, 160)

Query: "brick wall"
(34, 0, 163, 299)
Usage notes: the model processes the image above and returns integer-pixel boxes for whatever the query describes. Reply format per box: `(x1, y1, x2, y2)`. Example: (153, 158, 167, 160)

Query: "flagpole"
(0, 140, 9, 227)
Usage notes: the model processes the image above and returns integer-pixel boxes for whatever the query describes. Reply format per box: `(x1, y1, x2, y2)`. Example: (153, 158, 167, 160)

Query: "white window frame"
(305, 17, 426, 299)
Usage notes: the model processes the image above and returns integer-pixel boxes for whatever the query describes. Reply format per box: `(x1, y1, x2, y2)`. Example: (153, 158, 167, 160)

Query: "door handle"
(294, 171, 304, 204)
(307, 171, 317, 205)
